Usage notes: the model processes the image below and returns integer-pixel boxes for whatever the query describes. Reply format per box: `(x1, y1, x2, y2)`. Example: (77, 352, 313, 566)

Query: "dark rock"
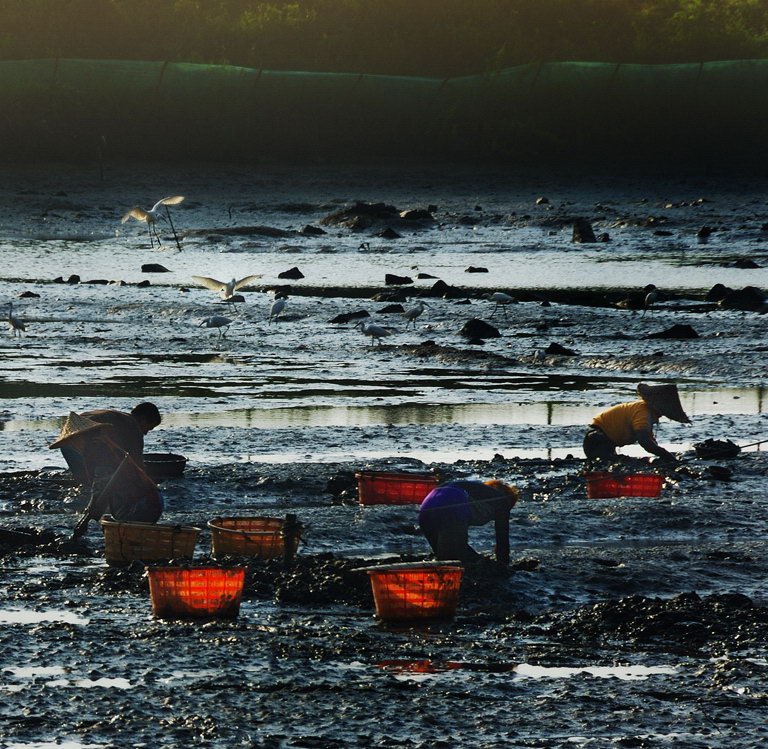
(83, 279, 109, 285)
(378, 304, 404, 314)
(693, 439, 741, 460)
(141, 263, 170, 273)
(319, 201, 400, 230)
(645, 324, 699, 339)
(705, 283, 732, 302)
(183, 225, 294, 238)
(66, 274, 81, 284)
(460, 318, 501, 339)
(372, 290, 408, 302)
(597, 232, 611, 242)
(718, 286, 767, 311)
(465, 266, 489, 273)
(330, 310, 370, 324)
(572, 218, 596, 243)
(535, 197, 549, 205)
(400, 208, 434, 221)
(300, 225, 325, 236)
(385, 274, 413, 286)
(52, 276, 65, 283)
(278, 266, 304, 280)
(454, 299, 472, 305)
(416, 272, 437, 279)
(697, 226, 713, 238)
(427, 204, 438, 213)
(466, 338, 486, 345)
(136, 280, 151, 288)
(544, 342, 578, 356)
(18, 291, 40, 298)
(376, 227, 401, 239)
(733, 258, 760, 269)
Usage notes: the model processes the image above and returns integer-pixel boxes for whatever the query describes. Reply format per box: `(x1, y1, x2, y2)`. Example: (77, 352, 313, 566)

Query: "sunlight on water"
(514, 663, 677, 680)
(44, 677, 132, 689)
(3, 666, 67, 678)
(4, 743, 108, 749)
(0, 610, 89, 626)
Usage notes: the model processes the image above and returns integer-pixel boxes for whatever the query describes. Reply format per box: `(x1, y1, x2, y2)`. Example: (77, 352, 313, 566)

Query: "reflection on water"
(5, 743, 108, 749)
(0, 609, 89, 625)
(3, 666, 67, 678)
(377, 659, 676, 681)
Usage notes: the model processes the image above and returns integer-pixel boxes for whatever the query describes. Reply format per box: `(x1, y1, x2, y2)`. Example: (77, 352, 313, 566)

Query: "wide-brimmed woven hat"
(637, 383, 690, 423)
(48, 412, 111, 449)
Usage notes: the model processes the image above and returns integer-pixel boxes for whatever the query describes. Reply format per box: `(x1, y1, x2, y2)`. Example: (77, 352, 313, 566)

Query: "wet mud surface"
(0, 164, 766, 747)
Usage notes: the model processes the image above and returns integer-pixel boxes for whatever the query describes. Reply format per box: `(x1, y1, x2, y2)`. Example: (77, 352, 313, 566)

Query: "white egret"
(6, 302, 25, 337)
(192, 275, 262, 303)
(269, 294, 288, 322)
(402, 299, 429, 329)
(121, 196, 185, 249)
(199, 315, 232, 338)
(484, 291, 518, 318)
(354, 320, 392, 346)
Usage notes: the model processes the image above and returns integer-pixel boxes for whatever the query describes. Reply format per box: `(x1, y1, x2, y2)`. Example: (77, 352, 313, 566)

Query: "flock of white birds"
(3, 195, 519, 343)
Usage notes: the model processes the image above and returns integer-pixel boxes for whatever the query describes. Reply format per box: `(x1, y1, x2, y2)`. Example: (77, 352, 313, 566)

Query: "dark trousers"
(583, 426, 617, 460)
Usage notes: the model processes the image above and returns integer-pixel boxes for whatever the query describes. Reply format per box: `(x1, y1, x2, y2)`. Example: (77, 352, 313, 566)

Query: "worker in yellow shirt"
(583, 383, 690, 461)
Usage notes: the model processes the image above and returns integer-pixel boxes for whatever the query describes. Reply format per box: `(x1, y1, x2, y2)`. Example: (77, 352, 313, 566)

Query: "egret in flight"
(6, 302, 25, 337)
(199, 315, 232, 338)
(121, 196, 185, 249)
(354, 320, 392, 346)
(192, 275, 262, 305)
(402, 299, 429, 329)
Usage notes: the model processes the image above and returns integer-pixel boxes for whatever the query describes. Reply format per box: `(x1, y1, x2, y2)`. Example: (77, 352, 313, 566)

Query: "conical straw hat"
(48, 412, 112, 449)
(637, 383, 690, 423)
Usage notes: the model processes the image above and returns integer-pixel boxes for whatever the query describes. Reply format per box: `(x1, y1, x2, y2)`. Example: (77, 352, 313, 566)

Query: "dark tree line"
(0, 0, 766, 76)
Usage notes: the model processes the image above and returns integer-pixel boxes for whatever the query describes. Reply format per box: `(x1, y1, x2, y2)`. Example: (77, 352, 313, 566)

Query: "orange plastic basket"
(356, 471, 441, 506)
(208, 516, 301, 559)
(146, 566, 246, 620)
(585, 472, 664, 499)
(100, 516, 200, 566)
(366, 563, 463, 621)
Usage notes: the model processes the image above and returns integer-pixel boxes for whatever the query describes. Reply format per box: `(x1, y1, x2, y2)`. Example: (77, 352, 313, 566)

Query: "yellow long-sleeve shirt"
(591, 400, 654, 446)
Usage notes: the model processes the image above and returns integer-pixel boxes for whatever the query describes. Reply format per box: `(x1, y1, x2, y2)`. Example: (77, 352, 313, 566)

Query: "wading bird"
(354, 320, 392, 346)
(6, 302, 25, 337)
(268, 294, 288, 322)
(643, 286, 660, 316)
(484, 291, 518, 318)
(199, 315, 232, 338)
(121, 196, 185, 249)
(192, 275, 262, 306)
(402, 299, 429, 329)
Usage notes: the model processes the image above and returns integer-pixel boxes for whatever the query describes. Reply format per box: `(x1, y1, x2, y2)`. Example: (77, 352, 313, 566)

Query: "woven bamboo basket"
(100, 515, 200, 565)
(208, 516, 301, 559)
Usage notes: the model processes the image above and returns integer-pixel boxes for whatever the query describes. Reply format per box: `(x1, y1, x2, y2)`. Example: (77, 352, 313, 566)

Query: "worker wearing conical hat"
(583, 383, 690, 462)
(418, 479, 519, 564)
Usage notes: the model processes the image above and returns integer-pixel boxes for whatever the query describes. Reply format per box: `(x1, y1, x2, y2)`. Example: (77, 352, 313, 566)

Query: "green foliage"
(0, 0, 766, 75)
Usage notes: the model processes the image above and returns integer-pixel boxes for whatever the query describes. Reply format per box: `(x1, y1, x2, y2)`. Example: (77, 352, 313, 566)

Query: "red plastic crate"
(366, 563, 463, 621)
(355, 470, 441, 506)
(585, 472, 664, 499)
(146, 566, 246, 620)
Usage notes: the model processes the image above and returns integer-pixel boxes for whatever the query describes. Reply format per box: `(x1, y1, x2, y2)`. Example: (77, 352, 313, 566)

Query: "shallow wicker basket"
(208, 516, 301, 560)
(100, 515, 200, 566)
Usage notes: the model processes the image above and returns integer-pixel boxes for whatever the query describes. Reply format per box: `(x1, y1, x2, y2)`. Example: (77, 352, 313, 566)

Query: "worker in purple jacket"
(418, 479, 519, 563)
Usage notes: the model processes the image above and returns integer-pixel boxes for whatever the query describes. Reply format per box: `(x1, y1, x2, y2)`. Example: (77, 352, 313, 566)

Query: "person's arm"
(493, 511, 510, 564)
(634, 428, 676, 461)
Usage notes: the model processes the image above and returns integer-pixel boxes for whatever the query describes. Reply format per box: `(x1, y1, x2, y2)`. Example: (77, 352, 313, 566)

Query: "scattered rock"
(535, 197, 549, 205)
(141, 263, 170, 273)
(319, 201, 400, 231)
(697, 226, 713, 239)
(385, 273, 413, 286)
(400, 208, 434, 221)
(718, 286, 766, 311)
(460, 318, 501, 339)
(67, 274, 81, 284)
(278, 266, 304, 280)
(136, 280, 151, 288)
(430, 279, 464, 299)
(544, 342, 578, 356)
(376, 227, 401, 239)
(465, 266, 488, 273)
(183, 225, 294, 238)
(378, 304, 405, 314)
(300, 225, 325, 236)
(18, 291, 40, 298)
(83, 279, 109, 285)
(645, 324, 699, 339)
(705, 283, 733, 302)
(732, 258, 760, 269)
(416, 272, 437, 279)
(572, 218, 596, 243)
(329, 310, 370, 324)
